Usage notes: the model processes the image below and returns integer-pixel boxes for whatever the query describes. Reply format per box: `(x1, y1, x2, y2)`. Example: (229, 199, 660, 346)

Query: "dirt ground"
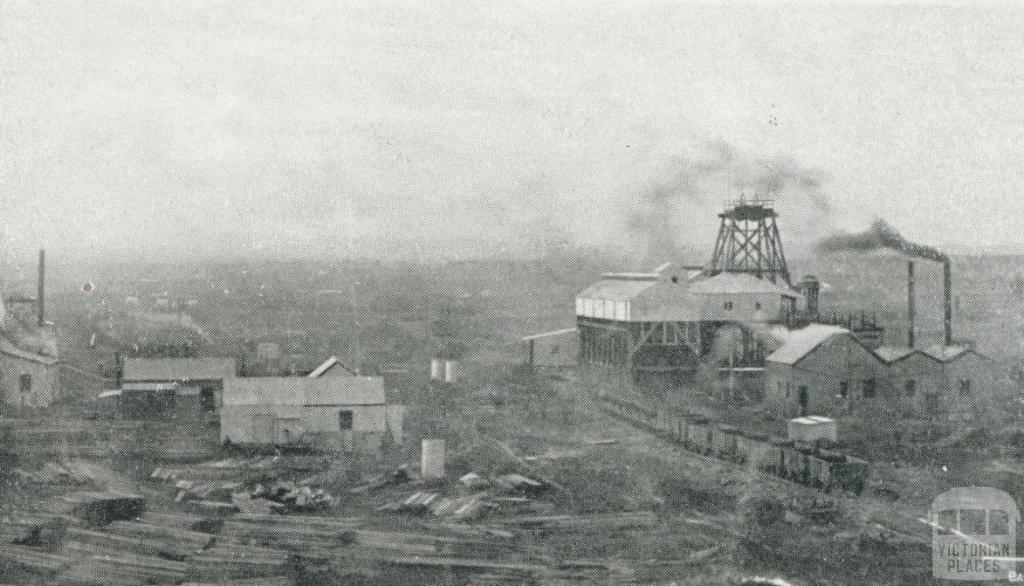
(0, 367, 970, 585)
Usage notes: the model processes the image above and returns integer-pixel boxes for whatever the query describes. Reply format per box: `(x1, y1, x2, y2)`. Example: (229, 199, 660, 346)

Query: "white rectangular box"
(787, 415, 837, 443)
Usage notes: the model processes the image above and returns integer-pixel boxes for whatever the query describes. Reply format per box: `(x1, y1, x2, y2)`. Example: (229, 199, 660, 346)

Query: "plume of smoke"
(816, 219, 947, 262)
(628, 140, 735, 259)
(735, 156, 832, 215)
(629, 140, 834, 259)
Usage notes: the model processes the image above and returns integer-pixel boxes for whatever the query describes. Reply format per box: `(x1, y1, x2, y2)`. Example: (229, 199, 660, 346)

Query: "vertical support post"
(907, 260, 915, 348)
(37, 249, 45, 326)
(114, 351, 123, 388)
(943, 258, 952, 346)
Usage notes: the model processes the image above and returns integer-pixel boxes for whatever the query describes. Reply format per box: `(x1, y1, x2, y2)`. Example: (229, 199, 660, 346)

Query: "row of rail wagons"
(599, 396, 869, 494)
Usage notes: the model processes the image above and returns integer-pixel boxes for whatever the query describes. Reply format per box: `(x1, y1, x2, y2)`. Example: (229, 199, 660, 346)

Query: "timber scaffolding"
(577, 315, 771, 402)
(578, 318, 707, 371)
(708, 198, 791, 286)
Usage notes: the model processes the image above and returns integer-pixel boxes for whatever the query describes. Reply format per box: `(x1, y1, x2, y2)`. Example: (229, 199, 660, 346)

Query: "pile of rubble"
(378, 491, 490, 520)
(376, 470, 549, 522)
(150, 455, 334, 515)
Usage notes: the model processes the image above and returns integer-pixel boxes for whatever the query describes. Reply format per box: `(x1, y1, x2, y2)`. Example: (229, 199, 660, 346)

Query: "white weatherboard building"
(220, 376, 404, 452)
(0, 338, 58, 412)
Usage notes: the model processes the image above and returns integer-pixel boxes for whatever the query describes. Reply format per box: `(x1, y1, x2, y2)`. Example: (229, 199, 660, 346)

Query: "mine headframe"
(707, 199, 791, 287)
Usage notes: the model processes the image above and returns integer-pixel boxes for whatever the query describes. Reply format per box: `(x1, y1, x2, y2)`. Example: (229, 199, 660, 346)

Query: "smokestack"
(944, 258, 952, 346)
(37, 249, 45, 327)
(907, 261, 915, 348)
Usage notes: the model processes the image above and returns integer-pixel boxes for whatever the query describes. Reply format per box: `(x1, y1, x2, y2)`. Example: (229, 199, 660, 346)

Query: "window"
(959, 379, 971, 396)
(201, 387, 216, 412)
(960, 509, 986, 535)
(785, 383, 791, 399)
(991, 510, 1010, 535)
(935, 508, 1012, 536)
(937, 509, 956, 535)
(839, 381, 848, 399)
(905, 380, 916, 397)
(723, 301, 734, 310)
(338, 410, 354, 431)
(19, 374, 31, 395)
(862, 378, 876, 398)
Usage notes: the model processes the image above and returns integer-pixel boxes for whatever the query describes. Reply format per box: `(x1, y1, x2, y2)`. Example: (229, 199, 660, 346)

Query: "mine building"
(220, 376, 404, 453)
(120, 357, 237, 414)
(0, 337, 59, 412)
(764, 324, 887, 418)
(572, 198, 985, 426)
(868, 259, 994, 421)
(920, 344, 992, 420)
(522, 328, 578, 371)
(764, 331, 992, 420)
(111, 381, 181, 419)
(0, 249, 59, 413)
(574, 199, 809, 403)
(877, 346, 945, 418)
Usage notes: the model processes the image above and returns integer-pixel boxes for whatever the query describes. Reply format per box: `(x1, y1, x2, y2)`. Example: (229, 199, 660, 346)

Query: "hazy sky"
(2, 2, 1023, 262)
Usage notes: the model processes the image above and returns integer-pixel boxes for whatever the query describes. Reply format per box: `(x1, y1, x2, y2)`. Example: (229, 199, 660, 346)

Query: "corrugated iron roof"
(577, 270, 799, 321)
(766, 324, 851, 365)
(874, 346, 917, 363)
(521, 328, 577, 341)
(307, 356, 356, 377)
(923, 344, 982, 362)
(577, 276, 658, 302)
(122, 358, 237, 381)
(688, 273, 798, 296)
(223, 376, 386, 406)
(790, 415, 835, 425)
(121, 381, 180, 392)
(629, 283, 701, 321)
(0, 338, 58, 365)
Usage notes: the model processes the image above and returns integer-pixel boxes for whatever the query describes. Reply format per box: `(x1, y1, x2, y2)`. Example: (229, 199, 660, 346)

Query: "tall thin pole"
(943, 259, 953, 346)
(37, 249, 45, 326)
(907, 261, 915, 348)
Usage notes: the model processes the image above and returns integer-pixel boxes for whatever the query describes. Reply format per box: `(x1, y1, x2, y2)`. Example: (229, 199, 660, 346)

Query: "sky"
(2, 2, 1024, 263)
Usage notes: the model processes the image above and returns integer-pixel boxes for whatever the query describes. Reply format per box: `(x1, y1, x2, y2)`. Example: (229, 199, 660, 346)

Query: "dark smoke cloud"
(628, 140, 735, 258)
(629, 140, 834, 258)
(816, 219, 947, 262)
(735, 156, 832, 215)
